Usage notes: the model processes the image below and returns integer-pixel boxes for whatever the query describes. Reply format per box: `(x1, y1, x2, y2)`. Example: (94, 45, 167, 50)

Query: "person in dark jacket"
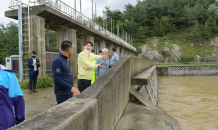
(0, 64, 25, 130)
(52, 41, 80, 104)
(27, 51, 40, 94)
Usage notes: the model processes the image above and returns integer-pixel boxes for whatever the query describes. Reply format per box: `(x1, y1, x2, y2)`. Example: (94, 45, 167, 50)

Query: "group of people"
(0, 40, 119, 129)
(52, 40, 120, 104)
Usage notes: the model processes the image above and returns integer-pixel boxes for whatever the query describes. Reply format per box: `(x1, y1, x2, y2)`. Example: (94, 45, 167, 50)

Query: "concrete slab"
(115, 102, 166, 130)
(131, 65, 156, 85)
(130, 88, 182, 130)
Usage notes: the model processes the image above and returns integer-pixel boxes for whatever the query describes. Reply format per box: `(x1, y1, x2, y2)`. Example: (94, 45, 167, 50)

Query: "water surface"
(158, 76, 218, 130)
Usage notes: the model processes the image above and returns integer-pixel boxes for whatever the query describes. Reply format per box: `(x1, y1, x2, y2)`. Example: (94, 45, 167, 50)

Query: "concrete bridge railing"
(9, 56, 153, 130)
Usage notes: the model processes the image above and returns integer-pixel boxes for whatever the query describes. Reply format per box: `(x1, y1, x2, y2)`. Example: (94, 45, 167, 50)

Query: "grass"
(133, 27, 217, 59)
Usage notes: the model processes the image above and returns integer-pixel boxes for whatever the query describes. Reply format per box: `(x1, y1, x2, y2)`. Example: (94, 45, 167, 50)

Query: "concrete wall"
(9, 98, 98, 130)
(10, 56, 153, 130)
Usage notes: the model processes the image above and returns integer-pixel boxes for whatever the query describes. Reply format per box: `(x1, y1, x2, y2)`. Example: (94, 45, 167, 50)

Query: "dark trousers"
(78, 79, 91, 93)
(29, 71, 38, 90)
(56, 93, 73, 104)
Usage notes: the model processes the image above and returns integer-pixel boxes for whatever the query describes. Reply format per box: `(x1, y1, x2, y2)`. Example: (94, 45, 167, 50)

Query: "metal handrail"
(9, 0, 136, 51)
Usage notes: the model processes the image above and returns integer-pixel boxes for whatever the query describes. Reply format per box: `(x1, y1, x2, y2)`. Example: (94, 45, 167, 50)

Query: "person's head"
(61, 40, 73, 57)
(32, 51, 37, 58)
(83, 41, 93, 52)
(111, 47, 116, 54)
(99, 50, 102, 56)
(91, 49, 95, 54)
(102, 48, 109, 57)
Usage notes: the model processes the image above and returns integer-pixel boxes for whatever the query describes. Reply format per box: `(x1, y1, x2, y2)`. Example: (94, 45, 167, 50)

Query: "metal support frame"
(18, 4, 23, 82)
(56, 26, 59, 52)
(111, 18, 112, 37)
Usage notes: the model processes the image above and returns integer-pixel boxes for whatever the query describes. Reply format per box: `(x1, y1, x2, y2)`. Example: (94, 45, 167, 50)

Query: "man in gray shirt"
(96, 48, 112, 79)
(110, 47, 119, 64)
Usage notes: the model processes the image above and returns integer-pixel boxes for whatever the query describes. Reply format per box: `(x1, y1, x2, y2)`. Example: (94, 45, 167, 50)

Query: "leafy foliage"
(19, 76, 54, 90)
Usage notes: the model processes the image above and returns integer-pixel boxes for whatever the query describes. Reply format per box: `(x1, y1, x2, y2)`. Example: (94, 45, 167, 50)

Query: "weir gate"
(9, 56, 182, 130)
(5, 0, 136, 82)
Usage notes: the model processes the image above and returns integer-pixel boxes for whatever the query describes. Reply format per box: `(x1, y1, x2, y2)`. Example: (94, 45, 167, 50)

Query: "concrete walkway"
(22, 87, 57, 119)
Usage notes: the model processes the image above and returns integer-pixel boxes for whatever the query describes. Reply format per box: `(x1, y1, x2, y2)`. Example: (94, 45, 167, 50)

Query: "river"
(158, 76, 218, 130)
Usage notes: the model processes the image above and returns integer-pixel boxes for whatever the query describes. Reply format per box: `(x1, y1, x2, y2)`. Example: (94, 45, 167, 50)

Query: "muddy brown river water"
(158, 76, 218, 130)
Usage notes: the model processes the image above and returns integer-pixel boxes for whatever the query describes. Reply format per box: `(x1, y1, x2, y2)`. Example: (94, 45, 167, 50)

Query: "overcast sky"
(0, 0, 137, 26)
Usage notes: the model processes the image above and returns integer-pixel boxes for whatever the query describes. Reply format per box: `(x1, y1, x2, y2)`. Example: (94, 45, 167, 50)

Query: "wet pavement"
(23, 87, 57, 119)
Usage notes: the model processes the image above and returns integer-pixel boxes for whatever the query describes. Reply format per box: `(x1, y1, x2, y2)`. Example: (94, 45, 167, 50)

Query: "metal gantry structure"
(9, 0, 136, 81)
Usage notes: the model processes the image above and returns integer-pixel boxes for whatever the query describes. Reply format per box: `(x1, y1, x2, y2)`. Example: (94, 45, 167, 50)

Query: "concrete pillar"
(116, 46, 120, 56)
(25, 15, 46, 79)
(59, 28, 77, 86)
(87, 36, 94, 48)
(81, 35, 87, 52)
(100, 40, 106, 49)
(120, 48, 125, 58)
(109, 44, 113, 58)
(95, 41, 100, 54)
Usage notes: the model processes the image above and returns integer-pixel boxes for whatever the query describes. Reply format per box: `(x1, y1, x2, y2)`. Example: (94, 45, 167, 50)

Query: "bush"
(19, 80, 29, 90)
(37, 76, 54, 88)
(19, 76, 54, 90)
(178, 57, 191, 62)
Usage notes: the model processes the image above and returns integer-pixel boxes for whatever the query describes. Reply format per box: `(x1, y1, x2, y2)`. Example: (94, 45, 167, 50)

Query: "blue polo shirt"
(52, 53, 73, 95)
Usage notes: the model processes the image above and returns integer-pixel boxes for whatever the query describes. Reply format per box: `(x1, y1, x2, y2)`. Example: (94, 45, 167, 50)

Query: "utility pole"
(117, 25, 119, 37)
(92, 0, 93, 26)
(95, 3, 97, 23)
(131, 38, 132, 45)
(80, 0, 82, 13)
(113, 20, 114, 35)
(122, 29, 124, 40)
(126, 32, 127, 42)
(74, 0, 76, 17)
(129, 35, 130, 44)
(111, 18, 112, 37)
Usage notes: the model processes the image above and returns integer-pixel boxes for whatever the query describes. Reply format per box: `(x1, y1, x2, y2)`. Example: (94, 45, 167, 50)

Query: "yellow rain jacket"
(78, 51, 102, 80)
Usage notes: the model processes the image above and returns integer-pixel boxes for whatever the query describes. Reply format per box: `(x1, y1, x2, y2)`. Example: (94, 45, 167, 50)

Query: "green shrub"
(19, 76, 54, 90)
(19, 80, 29, 90)
(178, 57, 191, 62)
(37, 76, 54, 88)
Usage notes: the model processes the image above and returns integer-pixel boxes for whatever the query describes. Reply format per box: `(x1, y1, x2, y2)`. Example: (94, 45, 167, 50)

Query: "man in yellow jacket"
(78, 41, 104, 92)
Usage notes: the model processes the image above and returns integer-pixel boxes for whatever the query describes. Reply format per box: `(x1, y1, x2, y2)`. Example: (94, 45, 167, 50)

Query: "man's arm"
(52, 60, 73, 91)
(90, 55, 102, 61)
(27, 59, 34, 68)
(37, 59, 41, 67)
(78, 54, 98, 69)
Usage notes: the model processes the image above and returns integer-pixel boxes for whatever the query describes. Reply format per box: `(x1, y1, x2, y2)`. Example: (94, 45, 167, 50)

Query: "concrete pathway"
(22, 87, 57, 119)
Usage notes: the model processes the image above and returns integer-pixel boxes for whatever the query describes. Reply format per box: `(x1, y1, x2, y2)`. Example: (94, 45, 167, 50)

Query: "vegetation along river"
(158, 76, 218, 130)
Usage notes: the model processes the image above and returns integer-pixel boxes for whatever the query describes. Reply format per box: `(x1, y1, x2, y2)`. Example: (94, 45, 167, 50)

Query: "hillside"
(135, 28, 218, 62)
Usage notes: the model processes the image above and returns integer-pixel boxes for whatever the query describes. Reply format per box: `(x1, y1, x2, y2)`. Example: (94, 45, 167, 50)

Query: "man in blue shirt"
(52, 41, 80, 104)
(96, 48, 112, 79)
(27, 51, 40, 94)
(110, 47, 120, 65)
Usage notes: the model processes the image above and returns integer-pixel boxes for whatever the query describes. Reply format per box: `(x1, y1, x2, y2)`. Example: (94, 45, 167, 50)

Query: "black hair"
(32, 51, 37, 55)
(112, 47, 116, 52)
(83, 41, 93, 47)
(99, 50, 102, 53)
(91, 49, 95, 53)
(61, 41, 72, 51)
